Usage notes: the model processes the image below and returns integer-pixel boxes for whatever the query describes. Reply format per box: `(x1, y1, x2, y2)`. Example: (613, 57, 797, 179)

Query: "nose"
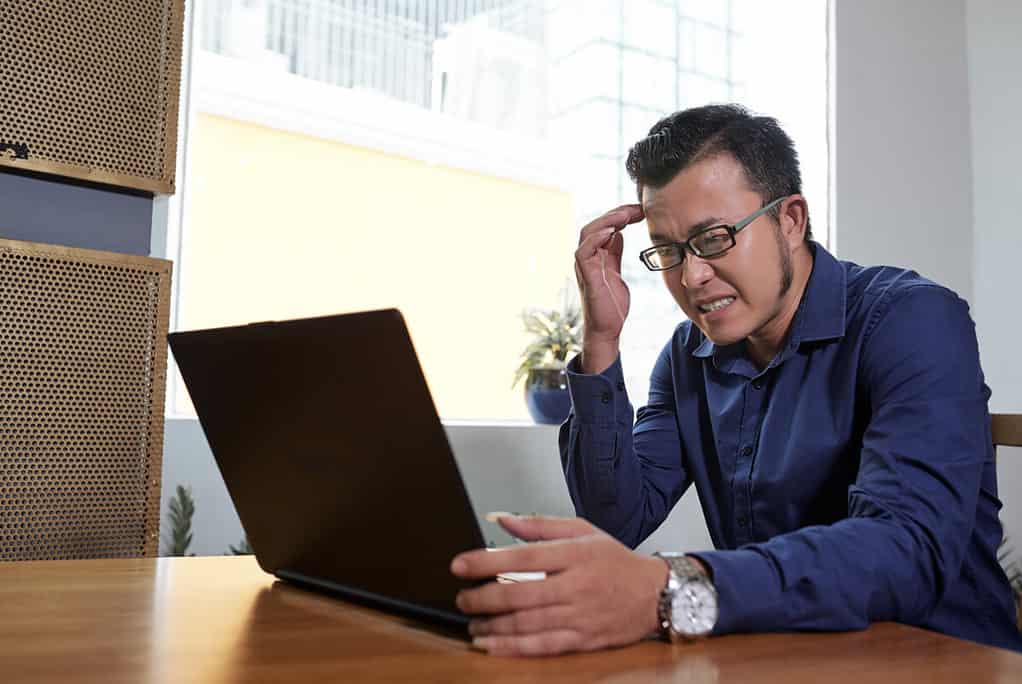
(680, 254, 715, 289)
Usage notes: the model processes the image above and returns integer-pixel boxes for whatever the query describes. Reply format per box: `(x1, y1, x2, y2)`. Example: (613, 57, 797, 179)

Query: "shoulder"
(841, 260, 971, 342)
(842, 262, 982, 395)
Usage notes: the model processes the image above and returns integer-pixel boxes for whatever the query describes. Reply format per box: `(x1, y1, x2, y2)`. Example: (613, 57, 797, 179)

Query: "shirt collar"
(795, 241, 847, 344)
(689, 241, 847, 362)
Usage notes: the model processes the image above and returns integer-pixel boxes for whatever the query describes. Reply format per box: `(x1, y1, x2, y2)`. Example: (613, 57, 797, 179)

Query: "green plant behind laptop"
(229, 537, 253, 555)
(163, 485, 195, 557)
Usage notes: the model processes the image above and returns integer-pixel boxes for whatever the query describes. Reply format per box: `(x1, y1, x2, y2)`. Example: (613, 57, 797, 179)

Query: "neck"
(746, 246, 814, 369)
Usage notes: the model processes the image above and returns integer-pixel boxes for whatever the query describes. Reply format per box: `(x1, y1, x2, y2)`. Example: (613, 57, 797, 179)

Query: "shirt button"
(601, 392, 611, 404)
(752, 379, 763, 390)
(741, 446, 753, 457)
(737, 517, 749, 528)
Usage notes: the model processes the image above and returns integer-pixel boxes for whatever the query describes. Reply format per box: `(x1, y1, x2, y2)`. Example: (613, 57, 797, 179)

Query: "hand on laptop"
(450, 514, 668, 657)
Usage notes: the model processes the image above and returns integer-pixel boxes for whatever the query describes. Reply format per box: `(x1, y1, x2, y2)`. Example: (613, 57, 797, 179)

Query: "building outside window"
(169, 0, 828, 420)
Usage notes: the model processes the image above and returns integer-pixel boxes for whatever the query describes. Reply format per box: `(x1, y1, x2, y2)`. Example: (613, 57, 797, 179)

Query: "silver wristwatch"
(654, 552, 719, 642)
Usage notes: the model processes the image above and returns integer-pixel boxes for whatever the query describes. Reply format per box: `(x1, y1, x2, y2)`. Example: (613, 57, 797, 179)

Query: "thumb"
(487, 513, 597, 542)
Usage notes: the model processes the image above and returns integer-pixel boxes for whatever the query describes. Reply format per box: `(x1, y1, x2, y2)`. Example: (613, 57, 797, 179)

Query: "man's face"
(641, 154, 793, 347)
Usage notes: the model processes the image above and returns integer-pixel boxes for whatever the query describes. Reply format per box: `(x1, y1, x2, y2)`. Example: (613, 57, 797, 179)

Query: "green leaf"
(164, 485, 196, 557)
(514, 302, 583, 387)
(229, 537, 253, 555)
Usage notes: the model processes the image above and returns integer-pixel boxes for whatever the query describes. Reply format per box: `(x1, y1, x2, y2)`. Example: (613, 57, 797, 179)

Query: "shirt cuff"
(687, 548, 781, 635)
(565, 354, 631, 426)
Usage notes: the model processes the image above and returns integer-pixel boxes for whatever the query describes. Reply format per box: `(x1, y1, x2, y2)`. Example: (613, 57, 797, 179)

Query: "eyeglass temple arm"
(733, 196, 787, 232)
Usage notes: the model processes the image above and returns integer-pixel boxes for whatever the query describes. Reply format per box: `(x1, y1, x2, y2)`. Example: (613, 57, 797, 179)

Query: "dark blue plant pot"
(524, 367, 571, 425)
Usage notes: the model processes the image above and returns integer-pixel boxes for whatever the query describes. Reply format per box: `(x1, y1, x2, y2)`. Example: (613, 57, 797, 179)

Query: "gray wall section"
(831, 0, 974, 303)
(0, 171, 152, 255)
(161, 419, 712, 557)
(965, 0, 1022, 546)
(833, 0, 1022, 545)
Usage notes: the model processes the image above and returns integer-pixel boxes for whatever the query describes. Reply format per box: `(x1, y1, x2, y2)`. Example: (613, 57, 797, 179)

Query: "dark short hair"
(625, 104, 811, 241)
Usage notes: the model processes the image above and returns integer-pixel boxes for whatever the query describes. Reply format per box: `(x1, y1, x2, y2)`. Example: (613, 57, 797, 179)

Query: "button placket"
(735, 380, 768, 543)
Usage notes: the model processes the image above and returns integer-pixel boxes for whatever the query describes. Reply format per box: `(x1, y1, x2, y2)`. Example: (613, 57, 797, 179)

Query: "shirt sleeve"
(558, 343, 691, 548)
(690, 286, 991, 633)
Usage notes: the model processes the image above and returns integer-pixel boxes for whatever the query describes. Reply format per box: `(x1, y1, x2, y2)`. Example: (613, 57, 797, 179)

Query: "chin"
(696, 321, 748, 347)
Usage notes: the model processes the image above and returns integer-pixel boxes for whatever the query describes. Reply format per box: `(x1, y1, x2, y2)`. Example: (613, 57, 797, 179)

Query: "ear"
(779, 195, 809, 248)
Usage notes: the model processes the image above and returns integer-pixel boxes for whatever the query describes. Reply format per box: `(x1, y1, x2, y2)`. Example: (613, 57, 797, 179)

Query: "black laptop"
(168, 309, 490, 630)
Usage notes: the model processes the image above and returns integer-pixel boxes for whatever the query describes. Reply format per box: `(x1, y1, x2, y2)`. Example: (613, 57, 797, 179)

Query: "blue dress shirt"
(560, 242, 1022, 651)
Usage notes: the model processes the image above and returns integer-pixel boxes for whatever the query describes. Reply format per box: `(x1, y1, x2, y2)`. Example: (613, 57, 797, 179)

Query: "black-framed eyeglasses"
(638, 196, 787, 272)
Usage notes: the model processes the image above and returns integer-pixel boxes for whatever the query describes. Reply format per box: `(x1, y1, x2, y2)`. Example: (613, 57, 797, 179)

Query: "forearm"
(559, 354, 687, 548)
(693, 505, 960, 634)
(560, 414, 655, 547)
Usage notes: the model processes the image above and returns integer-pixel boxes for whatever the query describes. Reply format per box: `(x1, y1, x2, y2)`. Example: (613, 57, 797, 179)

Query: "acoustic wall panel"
(0, 237, 172, 560)
(0, 1, 186, 193)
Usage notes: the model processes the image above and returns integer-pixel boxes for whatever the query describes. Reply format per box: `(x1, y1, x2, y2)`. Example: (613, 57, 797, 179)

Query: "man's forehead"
(641, 156, 748, 210)
(642, 165, 759, 239)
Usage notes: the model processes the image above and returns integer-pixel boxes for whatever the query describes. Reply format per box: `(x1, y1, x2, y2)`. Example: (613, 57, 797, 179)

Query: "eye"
(694, 227, 731, 251)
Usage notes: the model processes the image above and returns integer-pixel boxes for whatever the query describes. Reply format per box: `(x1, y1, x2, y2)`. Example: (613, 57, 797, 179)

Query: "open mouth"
(698, 297, 735, 314)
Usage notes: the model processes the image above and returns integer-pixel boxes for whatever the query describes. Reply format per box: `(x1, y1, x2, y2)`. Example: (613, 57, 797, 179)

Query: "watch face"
(670, 580, 718, 635)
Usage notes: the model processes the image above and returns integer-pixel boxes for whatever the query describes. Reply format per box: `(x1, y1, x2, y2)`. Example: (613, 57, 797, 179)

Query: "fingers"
(472, 630, 585, 657)
(575, 226, 620, 266)
(606, 230, 624, 267)
(452, 535, 596, 579)
(495, 514, 596, 542)
(469, 604, 577, 637)
(451, 516, 600, 580)
(577, 204, 644, 247)
(574, 205, 643, 270)
(456, 572, 572, 614)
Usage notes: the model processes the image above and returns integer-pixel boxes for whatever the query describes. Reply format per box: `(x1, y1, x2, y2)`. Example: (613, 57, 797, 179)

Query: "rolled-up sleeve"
(558, 344, 691, 548)
(691, 286, 989, 633)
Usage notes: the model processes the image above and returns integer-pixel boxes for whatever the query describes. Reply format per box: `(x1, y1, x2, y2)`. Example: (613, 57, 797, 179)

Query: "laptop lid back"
(168, 309, 486, 623)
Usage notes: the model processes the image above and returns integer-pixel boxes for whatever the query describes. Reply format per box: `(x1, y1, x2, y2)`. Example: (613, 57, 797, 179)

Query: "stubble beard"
(776, 225, 794, 298)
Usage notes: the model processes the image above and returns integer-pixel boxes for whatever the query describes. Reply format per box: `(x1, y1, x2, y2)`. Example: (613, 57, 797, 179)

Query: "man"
(451, 104, 1022, 656)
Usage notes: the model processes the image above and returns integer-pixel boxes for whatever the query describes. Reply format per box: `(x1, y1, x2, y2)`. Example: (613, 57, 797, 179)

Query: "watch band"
(654, 552, 717, 642)
(657, 552, 704, 582)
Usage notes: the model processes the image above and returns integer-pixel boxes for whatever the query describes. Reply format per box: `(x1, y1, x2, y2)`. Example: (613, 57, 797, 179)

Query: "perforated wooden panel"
(0, 1, 186, 193)
(0, 238, 172, 560)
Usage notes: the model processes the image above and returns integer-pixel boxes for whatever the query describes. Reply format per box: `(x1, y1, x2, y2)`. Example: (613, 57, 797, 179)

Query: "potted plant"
(513, 303, 582, 424)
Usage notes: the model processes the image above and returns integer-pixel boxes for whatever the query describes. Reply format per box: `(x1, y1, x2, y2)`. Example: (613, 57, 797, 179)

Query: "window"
(166, 0, 828, 420)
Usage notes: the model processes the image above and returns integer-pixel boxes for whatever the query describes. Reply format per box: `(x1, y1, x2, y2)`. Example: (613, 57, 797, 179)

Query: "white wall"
(965, 0, 1022, 542)
(831, 0, 974, 302)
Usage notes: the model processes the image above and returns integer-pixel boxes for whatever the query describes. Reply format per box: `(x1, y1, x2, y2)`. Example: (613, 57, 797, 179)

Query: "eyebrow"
(649, 217, 724, 243)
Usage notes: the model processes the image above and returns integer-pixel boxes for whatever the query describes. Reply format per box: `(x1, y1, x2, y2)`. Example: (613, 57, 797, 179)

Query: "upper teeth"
(700, 297, 734, 313)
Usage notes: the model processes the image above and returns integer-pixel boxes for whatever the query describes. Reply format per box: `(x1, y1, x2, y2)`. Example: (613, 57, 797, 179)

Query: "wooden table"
(2, 556, 1021, 683)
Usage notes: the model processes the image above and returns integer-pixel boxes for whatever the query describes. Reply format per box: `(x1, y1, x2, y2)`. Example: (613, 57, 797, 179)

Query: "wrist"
(644, 556, 671, 637)
(686, 555, 710, 578)
(653, 553, 719, 641)
(580, 338, 620, 374)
